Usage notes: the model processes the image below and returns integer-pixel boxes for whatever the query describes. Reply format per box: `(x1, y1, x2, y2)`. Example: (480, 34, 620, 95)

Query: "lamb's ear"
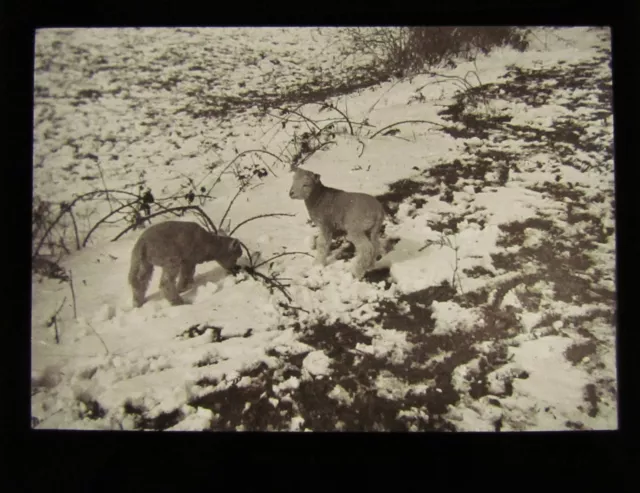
(312, 172, 321, 182)
(229, 238, 241, 251)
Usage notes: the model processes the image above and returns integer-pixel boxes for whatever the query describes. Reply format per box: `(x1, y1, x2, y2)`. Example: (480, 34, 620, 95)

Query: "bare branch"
(47, 296, 67, 344)
(111, 205, 217, 242)
(205, 149, 285, 197)
(86, 321, 110, 356)
(229, 213, 296, 237)
(277, 301, 310, 314)
(235, 241, 256, 268)
(82, 199, 140, 247)
(33, 189, 143, 260)
(218, 184, 247, 231)
(297, 141, 338, 168)
(369, 120, 449, 140)
(68, 270, 77, 320)
(241, 266, 293, 302)
(67, 207, 81, 251)
(94, 160, 113, 212)
(319, 103, 354, 135)
(357, 138, 366, 158)
(253, 251, 314, 270)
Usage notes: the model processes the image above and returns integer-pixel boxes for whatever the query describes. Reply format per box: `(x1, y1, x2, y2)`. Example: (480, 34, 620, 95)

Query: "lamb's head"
(289, 169, 321, 200)
(209, 235, 243, 270)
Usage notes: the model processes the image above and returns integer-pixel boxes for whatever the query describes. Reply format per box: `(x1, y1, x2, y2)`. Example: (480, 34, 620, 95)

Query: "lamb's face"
(208, 235, 242, 270)
(289, 169, 319, 200)
(219, 238, 243, 270)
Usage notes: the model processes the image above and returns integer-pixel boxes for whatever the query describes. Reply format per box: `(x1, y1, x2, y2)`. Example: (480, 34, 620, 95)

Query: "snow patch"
(301, 350, 332, 379)
(431, 301, 484, 335)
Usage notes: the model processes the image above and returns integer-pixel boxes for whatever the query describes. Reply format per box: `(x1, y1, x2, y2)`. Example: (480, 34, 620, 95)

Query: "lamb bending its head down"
(289, 168, 385, 279)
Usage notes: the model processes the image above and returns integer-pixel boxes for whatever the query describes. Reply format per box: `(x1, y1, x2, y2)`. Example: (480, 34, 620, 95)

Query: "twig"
(253, 251, 315, 270)
(68, 270, 77, 319)
(229, 213, 295, 237)
(278, 302, 310, 314)
(205, 149, 284, 197)
(67, 207, 81, 251)
(242, 266, 293, 302)
(111, 205, 217, 241)
(427, 71, 475, 91)
(218, 184, 247, 231)
(321, 103, 354, 135)
(47, 297, 67, 344)
(369, 120, 449, 139)
(235, 241, 255, 268)
(56, 230, 71, 255)
(357, 138, 366, 158)
(170, 168, 197, 190)
(451, 243, 463, 294)
(319, 120, 374, 134)
(95, 161, 113, 212)
(533, 28, 577, 49)
(82, 199, 140, 247)
(297, 141, 338, 167)
(420, 233, 464, 293)
(86, 321, 110, 356)
(33, 189, 143, 261)
(275, 108, 322, 132)
(366, 79, 402, 116)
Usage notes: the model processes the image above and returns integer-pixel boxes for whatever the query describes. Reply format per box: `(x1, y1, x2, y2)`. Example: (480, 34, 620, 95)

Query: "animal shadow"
(320, 233, 427, 284)
(145, 265, 231, 304)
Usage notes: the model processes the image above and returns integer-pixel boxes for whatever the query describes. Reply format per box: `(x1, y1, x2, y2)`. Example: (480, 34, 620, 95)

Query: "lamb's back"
(139, 221, 207, 265)
(313, 187, 383, 232)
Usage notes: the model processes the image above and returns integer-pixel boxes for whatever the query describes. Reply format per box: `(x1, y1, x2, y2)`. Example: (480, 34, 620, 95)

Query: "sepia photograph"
(30, 26, 617, 432)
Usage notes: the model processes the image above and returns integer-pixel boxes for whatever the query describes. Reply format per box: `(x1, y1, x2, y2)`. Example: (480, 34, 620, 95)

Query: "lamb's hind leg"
(347, 231, 375, 280)
(159, 259, 185, 306)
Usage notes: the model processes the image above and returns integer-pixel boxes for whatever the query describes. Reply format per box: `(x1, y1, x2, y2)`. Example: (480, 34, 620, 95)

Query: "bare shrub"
(345, 27, 531, 78)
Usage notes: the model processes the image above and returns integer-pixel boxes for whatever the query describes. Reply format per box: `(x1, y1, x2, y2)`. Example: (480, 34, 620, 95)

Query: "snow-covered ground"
(31, 27, 617, 431)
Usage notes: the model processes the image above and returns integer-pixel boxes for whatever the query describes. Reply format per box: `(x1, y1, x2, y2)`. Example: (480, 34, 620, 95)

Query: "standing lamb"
(128, 220, 243, 307)
(289, 168, 385, 279)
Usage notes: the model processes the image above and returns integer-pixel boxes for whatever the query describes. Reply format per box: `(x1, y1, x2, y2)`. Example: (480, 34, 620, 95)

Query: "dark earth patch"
(463, 265, 495, 279)
(564, 340, 598, 365)
(376, 178, 437, 219)
(190, 362, 296, 431)
(496, 217, 558, 248)
(583, 383, 600, 418)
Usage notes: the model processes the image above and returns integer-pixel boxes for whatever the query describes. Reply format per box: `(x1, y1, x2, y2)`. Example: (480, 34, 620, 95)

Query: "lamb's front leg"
(176, 261, 196, 292)
(314, 223, 333, 266)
